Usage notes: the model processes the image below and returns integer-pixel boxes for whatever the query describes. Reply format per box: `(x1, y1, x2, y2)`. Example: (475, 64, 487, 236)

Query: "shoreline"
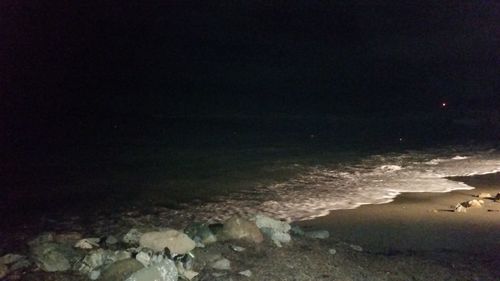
(297, 172, 500, 255)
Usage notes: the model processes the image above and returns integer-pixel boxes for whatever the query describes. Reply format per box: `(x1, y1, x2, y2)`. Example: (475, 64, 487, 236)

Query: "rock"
(290, 225, 305, 236)
(239, 270, 252, 277)
(139, 230, 196, 255)
(75, 249, 106, 274)
(211, 258, 231, 271)
(123, 229, 143, 244)
(260, 227, 291, 247)
(89, 270, 101, 280)
(74, 238, 100, 249)
(184, 223, 217, 245)
(9, 258, 31, 271)
(176, 261, 198, 280)
(495, 193, 500, 201)
(28, 232, 55, 247)
(230, 245, 246, 252)
(106, 250, 132, 264)
(477, 193, 492, 199)
(254, 214, 291, 233)
(350, 244, 363, 252)
(125, 257, 178, 281)
(99, 259, 144, 281)
(106, 235, 119, 245)
(222, 216, 264, 243)
(304, 230, 330, 239)
(328, 248, 337, 255)
(454, 203, 467, 213)
(254, 215, 291, 247)
(466, 199, 483, 208)
(135, 250, 153, 267)
(0, 254, 25, 265)
(0, 263, 8, 279)
(54, 232, 83, 245)
(30, 242, 80, 272)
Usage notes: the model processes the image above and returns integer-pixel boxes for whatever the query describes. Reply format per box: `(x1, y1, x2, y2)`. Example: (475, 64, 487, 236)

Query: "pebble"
(106, 235, 119, 245)
(349, 244, 363, 252)
(239, 269, 252, 277)
(230, 245, 246, 252)
(328, 248, 337, 255)
(211, 258, 231, 270)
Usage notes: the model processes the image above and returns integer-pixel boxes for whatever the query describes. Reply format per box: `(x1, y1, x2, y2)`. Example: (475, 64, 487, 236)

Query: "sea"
(2, 115, 499, 225)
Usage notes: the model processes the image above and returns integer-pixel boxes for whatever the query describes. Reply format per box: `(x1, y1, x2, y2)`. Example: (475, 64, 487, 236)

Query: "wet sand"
(299, 172, 500, 256)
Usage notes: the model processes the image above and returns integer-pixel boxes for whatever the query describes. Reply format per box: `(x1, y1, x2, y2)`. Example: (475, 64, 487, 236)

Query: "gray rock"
(0, 263, 7, 279)
(328, 248, 337, 255)
(290, 225, 305, 236)
(28, 232, 55, 247)
(74, 238, 100, 249)
(0, 253, 25, 265)
(123, 229, 143, 244)
(260, 227, 291, 247)
(139, 230, 196, 255)
(211, 258, 231, 271)
(239, 269, 252, 277)
(89, 270, 101, 280)
(9, 258, 32, 271)
(106, 235, 118, 245)
(349, 244, 363, 252)
(184, 223, 217, 245)
(75, 249, 106, 274)
(99, 259, 144, 281)
(304, 230, 330, 239)
(125, 258, 178, 281)
(230, 245, 246, 252)
(135, 251, 152, 267)
(30, 242, 80, 272)
(254, 215, 291, 233)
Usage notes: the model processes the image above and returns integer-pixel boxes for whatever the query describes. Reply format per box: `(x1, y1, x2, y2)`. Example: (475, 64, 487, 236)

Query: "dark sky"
(2, 0, 499, 120)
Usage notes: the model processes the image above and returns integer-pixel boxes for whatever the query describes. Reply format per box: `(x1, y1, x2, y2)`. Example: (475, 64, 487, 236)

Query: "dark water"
(1, 115, 499, 225)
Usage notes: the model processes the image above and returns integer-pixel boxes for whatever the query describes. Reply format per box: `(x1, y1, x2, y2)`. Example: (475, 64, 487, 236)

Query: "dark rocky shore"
(1, 202, 499, 281)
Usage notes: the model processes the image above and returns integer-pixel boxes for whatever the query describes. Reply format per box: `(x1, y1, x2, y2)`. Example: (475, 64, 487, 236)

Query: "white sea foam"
(187, 147, 500, 222)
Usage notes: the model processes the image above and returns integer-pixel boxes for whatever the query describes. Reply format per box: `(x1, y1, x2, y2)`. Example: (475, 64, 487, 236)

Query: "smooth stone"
(30, 242, 80, 272)
(184, 223, 217, 245)
(135, 251, 152, 267)
(89, 270, 101, 280)
(239, 270, 252, 277)
(350, 244, 363, 252)
(10, 258, 31, 271)
(466, 199, 483, 208)
(211, 258, 231, 271)
(230, 245, 246, 252)
(54, 232, 83, 245)
(260, 227, 291, 247)
(222, 216, 264, 243)
(125, 258, 178, 281)
(328, 248, 337, 255)
(0, 254, 25, 265)
(0, 263, 8, 279)
(477, 193, 492, 198)
(99, 259, 144, 281)
(75, 238, 100, 249)
(139, 230, 196, 255)
(106, 235, 119, 245)
(304, 230, 330, 239)
(254, 215, 291, 233)
(123, 229, 143, 244)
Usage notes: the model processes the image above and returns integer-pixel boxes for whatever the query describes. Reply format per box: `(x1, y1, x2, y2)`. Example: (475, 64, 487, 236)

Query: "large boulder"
(30, 242, 81, 272)
(221, 216, 264, 243)
(125, 257, 178, 281)
(139, 230, 195, 255)
(99, 259, 144, 281)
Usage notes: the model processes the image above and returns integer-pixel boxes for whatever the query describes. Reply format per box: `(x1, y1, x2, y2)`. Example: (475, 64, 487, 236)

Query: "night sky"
(1, 1, 499, 131)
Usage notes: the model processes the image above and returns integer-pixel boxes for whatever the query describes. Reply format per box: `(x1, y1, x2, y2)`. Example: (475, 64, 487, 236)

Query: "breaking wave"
(185, 147, 500, 222)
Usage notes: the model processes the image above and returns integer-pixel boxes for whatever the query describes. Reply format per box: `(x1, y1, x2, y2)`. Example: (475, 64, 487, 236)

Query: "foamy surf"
(185, 146, 500, 222)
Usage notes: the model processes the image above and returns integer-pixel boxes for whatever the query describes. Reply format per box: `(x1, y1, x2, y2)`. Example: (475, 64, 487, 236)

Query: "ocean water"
(2, 116, 499, 224)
